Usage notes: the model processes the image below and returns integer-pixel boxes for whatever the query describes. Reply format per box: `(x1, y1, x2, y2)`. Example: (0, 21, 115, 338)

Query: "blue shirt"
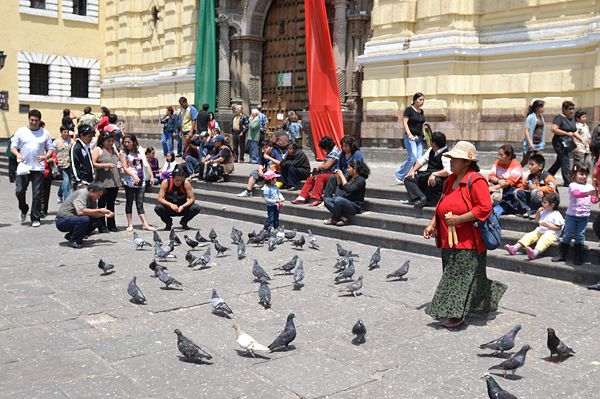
(258, 112, 268, 132)
(263, 184, 282, 206)
(337, 149, 363, 175)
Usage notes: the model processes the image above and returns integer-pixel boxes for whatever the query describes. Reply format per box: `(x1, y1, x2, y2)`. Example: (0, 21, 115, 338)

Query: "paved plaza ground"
(0, 179, 599, 398)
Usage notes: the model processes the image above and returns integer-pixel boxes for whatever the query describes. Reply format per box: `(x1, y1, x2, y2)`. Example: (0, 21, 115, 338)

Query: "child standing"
(505, 193, 564, 260)
(574, 110, 591, 169)
(552, 164, 598, 265)
(262, 170, 284, 231)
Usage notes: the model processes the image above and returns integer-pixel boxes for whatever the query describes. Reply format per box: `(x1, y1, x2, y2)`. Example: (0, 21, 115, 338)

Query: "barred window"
(29, 64, 49, 96)
(71, 67, 89, 98)
(30, 0, 46, 9)
(73, 0, 87, 16)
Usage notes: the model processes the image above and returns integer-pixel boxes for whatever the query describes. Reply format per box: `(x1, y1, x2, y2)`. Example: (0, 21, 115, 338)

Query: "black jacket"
(70, 139, 94, 184)
(281, 150, 310, 173)
(231, 113, 249, 134)
(335, 175, 366, 207)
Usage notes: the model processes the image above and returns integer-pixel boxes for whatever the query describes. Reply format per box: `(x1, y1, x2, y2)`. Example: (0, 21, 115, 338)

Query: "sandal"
(335, 220, 346, 226)
(143, 225, 157, 231)
(323, 219, 334, 225)
(126, 226, 134, 232)
(308, 200, 322, 207)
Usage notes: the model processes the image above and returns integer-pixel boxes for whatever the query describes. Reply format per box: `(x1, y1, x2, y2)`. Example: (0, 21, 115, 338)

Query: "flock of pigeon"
(98, 224, 578, 398)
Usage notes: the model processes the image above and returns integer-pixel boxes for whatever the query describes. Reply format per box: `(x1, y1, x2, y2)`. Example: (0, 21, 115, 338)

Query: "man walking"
(177, 97, 197, 157)
(10, 109, 54, 227)
(231, 104, 248, 162)
(197, 103, 210, 133)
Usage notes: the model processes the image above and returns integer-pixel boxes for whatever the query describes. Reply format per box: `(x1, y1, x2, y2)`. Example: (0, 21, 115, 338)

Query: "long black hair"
(527, 100, 544, 115)
(348, 159, 370, 179)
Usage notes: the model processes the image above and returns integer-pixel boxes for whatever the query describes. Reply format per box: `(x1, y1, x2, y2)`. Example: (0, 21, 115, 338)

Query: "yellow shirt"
(181, 107, 192, 132)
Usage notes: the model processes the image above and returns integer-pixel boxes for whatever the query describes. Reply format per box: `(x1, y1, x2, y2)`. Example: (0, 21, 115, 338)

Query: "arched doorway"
(261, 0, 334, 128)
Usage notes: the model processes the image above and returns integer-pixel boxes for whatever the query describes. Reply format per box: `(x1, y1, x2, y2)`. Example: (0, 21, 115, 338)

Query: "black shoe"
(180, 222, 190, 230)
(413, 197, 427, 209)
(68, 241, 82, 249)
(163, 224, 172, 231)
(64, 232, 72, 241)
(98, 226, 109, 234)
(573, 243, 585, 265)
(108, 226, 119, 233)
(551, 243, 569, 262)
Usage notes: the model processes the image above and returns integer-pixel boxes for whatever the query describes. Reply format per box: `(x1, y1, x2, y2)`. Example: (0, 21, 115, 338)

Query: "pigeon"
(480, 325, 522, 355)
(274, 255, 298, 274)
(231, 227, 243, 244)
(195, 230, 209, 243)
(98, 259, 115, 275)
(247, 230, 257, 238)
(248, 234, 264, 246)
(154, 241, 175, 260)
(153, 230, 162, 245)
(185, 250, 197, 267)
(284, 228, 297, 241)
(148, 259, 167, 277)
(196, 247, 211, 268)
(483, 373, 517, 399)
(292, 235, 305, 249)
(275, 227, 285, 245)
(169, 228, 181, 246)
(184, 235, 199, 249)
(209, 228, 217, 242)
(587, 281, 600, 290)
(269, 313, 296, 352)
(335, 258, 356, 282)
(337, 275, 363, 297)
(352, 319, 367, 344)
(334, 256, 350, 273)
(268, 235, 277, 251)
(293, 259, 305, 290)
(237, 240, 246, 260)
(368, 247, 381, 270)
(258, 277, 271, 309)
(336, 243, 358, 258)
(211, 288, 233, 317)
(232, 324, 270, 358)
(308, 229, 320, 250)
(488, 345, 531, 377)
(158, 269, 183, 289)
(547, 328, 575, 362)
(214, 240, 229, 256)
(252, 259, 271, 281)
(133, 232, 151, 250)
(127, 276, 146, 304)
(386, 260, 410, 280)
(174, 329, 212, 362)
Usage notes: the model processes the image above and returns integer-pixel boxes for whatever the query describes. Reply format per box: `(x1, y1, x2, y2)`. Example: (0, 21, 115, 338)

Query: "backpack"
(461, 174, 502, 250)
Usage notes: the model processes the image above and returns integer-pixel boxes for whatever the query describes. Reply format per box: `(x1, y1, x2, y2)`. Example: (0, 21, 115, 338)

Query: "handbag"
(560, 136, 577, 153)
(50, 163, 61, 179)
(423, 123, 433, 149)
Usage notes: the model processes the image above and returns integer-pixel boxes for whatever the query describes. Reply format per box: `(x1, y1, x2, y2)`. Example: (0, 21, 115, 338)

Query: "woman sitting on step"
(323, 159, 370, 226)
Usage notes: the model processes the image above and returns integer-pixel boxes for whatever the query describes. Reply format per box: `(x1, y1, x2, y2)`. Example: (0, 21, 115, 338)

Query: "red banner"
(305, 0, 344, 160)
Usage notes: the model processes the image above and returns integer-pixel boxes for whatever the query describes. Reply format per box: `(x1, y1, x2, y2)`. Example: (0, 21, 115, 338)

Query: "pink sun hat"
(263, 170, 281, 181)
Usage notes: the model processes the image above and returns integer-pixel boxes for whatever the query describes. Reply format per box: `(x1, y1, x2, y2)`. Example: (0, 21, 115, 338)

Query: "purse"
(561, 136, 577, 153)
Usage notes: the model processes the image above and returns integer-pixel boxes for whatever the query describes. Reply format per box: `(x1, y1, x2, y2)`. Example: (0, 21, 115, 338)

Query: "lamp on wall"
(0, 51, 6, 70)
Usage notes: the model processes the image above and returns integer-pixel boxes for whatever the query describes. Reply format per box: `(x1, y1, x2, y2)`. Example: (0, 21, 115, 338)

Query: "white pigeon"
(232, 324, 270, 357)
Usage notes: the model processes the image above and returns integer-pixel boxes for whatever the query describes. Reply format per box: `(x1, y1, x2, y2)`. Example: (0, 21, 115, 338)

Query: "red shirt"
(435, 171, 492, 253)
(97, 116, 110, 132)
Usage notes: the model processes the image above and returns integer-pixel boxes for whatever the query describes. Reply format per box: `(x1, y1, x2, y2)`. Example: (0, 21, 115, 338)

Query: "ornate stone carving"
(249, 77, 260, 102)
(218, 80, 231, 109)
(249, 52, 260, 75)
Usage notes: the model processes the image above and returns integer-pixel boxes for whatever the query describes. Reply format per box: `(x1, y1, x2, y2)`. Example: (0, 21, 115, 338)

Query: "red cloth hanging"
(305, 0, 344, 160)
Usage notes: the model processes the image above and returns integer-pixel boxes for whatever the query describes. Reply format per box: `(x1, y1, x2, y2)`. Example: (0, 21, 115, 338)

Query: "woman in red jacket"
(423, 141, 507, 329)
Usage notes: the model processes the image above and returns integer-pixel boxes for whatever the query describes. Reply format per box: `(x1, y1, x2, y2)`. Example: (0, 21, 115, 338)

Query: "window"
(73, 0, 86, 16)
(29, 63, 49, 95)
(71, 67, 89, 98)
(30, 0, 45, 9)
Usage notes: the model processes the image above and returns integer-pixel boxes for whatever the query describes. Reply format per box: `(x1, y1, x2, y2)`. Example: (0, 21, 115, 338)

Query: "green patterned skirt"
(426, 249, 507, 320)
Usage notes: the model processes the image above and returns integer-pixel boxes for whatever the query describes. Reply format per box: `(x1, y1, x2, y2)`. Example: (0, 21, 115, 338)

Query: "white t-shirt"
(576, 122, 591, 154)
(10, 127, 54, 171)
(535, 209, 565, 236)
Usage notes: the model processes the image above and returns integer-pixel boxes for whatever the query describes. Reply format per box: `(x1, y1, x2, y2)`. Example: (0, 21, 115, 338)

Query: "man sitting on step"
(403, 131, 450, 208)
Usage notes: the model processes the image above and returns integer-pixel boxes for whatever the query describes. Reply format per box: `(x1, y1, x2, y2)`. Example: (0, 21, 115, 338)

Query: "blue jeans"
(162, 131, 174, 156)
(561, 214, 588, 245)
(324, 196, 361, 222)
(264, 205, 279, 230)
(514, 188, 543, 213)
(247, 140, 260, 164)
(395, 135, 424, 181)
(57, 168, 72, 200)
(185, 156, 202, 175)
(55, 215, 101, 244)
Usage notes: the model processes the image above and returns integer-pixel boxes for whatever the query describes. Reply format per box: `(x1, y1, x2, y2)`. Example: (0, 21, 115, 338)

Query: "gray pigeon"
(547, 328, 575, 362)
(127, 276, 146, 304)
(336, 243, 358, 258)
(308, 229, 320, 249)
(334, 256, 350, 273)
(292, 234, 305, 249)
(274, 255, 298, 274)
(185, 250, 198, 267)
(293, 259, 305, 290)
(211, 288, 233, 317)
(184, 235, 199, 249)
(214, 240, 229, 256)
(169, 228, 181, 246)
(335, 258, 356, 282)
(231, 227, 243, 244)
(268, 235, 277, 251)
(174, 329, 212, 362)
(588, 281, 600, 290)
(275, 227, 285, 245)
(148, 259, 167, 277)
(195, 230, 209, 243)
(154, 241, 175, 260)
(480, 325, 522, 355)
(483, 373, 517, 399)
(237, 240, 246, 260)
(258, 278, 271, 309)
(158, 269, 183, 289)
(368, 247, 381, 270)
(153, 230, 162, 245)
(338, 275, 363, 297)
(133, 232, 151, 250)
(269, 313, 296, 351)
(284, 228, 297, 241)
(209, 228, 217, 242)
(488, 345, 531, 377)
(252, 259, 271, 281)
(386, 260, 410, 280)
(196, 247, 211, 268)
(98, 259, 115, 275)
(352, 319, 366, 344)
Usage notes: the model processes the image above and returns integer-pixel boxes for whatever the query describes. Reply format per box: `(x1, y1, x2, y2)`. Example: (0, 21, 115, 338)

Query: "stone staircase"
(1, 150, 598, 285)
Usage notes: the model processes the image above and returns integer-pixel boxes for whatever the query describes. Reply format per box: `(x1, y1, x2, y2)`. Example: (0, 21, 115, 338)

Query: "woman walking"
(395, 92, 425, 184)
(423, 141, 507, 329)
(548, 101, 581, 187)
(121, 134, 155, 231)
(521, 100, 545, 166)
(160, 106, 180, 157)
(92, 132, 123, 232)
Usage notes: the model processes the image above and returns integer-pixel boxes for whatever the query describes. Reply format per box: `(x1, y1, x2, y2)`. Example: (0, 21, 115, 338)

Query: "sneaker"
(20, 212, 27, 224)
(68, 241, 82, 249)
(525, 247, 537, 260)
(32, 221, 41, 228)
(504, 244, 516, 255)
(57, 197, 63, 204)
(237, 190, 253, 197)
(291, 197, 306, 204)
(395, 178, 404, 185)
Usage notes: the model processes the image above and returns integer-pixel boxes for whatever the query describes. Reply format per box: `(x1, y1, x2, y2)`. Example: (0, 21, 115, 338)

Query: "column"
(333, 0, 348, 105)
(217, 14, 231, 112)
